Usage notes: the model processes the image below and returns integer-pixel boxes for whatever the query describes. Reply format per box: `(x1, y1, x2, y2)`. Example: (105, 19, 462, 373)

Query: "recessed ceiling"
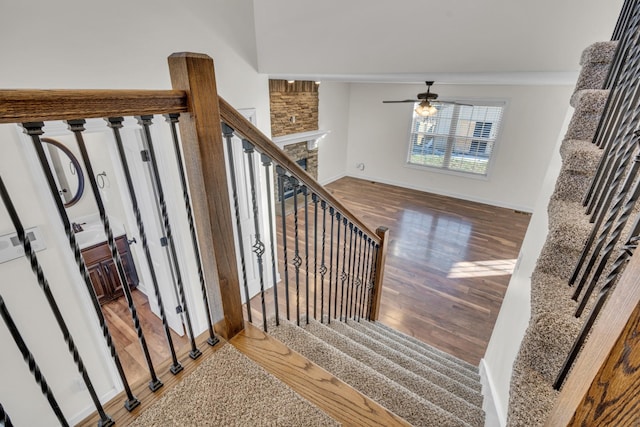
(253, 0, 624, 84)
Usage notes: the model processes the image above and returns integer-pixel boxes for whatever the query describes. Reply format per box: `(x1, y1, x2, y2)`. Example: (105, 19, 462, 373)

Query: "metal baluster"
(555, 233, 640, 390)
(327, 207, 336, 323)
(574, 173, 640, 314)
(577, 213, 640, 317)
(572, 142, 640, 297)
(586, 86, 640, 214)
(347, 227, 361, 320)
(242, 140, 268, 332)
(589, 125, 640, 220)
(0, 176, 114, 426)
(291, 177, 302, 326)
(222, 124, 252, 323)
(137, 116, 201, 361)
(319, 200, 328, 322)
(327, 208, 342, 323)
(606, 4, 640, 89)
(0, 402, 14, 427)
(262, 154, 280, 326)
(340, 218, 350, 321)
(107, 117, 183, 374)
(570, 137, 640, 285)
(0, 296, 69, 426)
(70, 119, 163, 390)
(165, 114, 218, 346)
(353, 230, 365, 321)
(303, 186, 310, 324)
(277, 166, 291, 320)
(22, 122, 139, 410)
(312, 193, 320, 320)
(584, 47, 640, 205)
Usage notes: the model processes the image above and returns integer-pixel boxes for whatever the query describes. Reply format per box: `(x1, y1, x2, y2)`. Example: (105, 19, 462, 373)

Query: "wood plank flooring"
(249, 177, 530, 364)
(103, 289, 189, 386)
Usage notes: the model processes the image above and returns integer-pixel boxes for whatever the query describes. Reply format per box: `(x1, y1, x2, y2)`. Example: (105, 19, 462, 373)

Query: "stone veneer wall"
(269, 79, 320, 184)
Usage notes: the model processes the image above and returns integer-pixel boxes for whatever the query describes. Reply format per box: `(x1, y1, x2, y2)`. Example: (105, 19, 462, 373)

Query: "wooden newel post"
(167, 52, 244, 340)
(369, 226, 389, 321)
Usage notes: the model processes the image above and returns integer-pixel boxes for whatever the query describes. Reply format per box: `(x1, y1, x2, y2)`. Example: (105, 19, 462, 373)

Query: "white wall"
(318, 82, 351, 184)
(0, 1, 270, 425)
(481, 107, 572, 425)
(345, 82, 574, 211)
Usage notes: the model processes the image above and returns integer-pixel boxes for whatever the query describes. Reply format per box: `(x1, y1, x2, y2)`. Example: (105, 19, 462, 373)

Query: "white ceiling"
(252, 0, 625, 84)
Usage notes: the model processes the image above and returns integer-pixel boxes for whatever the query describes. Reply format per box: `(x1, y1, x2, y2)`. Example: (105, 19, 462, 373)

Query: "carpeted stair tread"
(130, 344, 339, 426)
(360, 320, 479, 375)
(545, 201, 593, 251)
(559, 139, 603, 175)
(343, 319, 481, 383)
(506, 357, 558, 427)
(534, 239, 581, 280)
(550, 169, 592, 204)
(268, 318, 474, 427)
(565, 90, 609, 141)
(530, 271, 578, 318)
(328, 319, 482, 392)
(572, 41, 618, 95)
(303, 320, 484, 425)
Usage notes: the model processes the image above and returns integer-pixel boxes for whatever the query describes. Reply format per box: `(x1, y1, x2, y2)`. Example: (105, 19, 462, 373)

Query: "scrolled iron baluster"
(262, 154, 280, 326)
(353, 230, 365, 321)
(21, 122, 139, 411)
(242, 139, 268, 331)
(0, 402, 14, 427)
(570, 139, 640, 286)
(358, 236, 373, 322)
(319, 199, 328, 322)
(165, 113, 218, 346)
(222, 124, 252, 323)
(573, 144, 640, 299)
(71, 119, 163, 390)
(277, 166, 291, 320)
(312, 193, 320, 320)
(303, 186, 310, 324)
(554, 234, 640, 390)
(327, 207, 336, 323)
(107, 117, 183, 375)
(0, 296, 69, 426)
(291, 176, 302, 326)
(340, 217, 350, 321)
(0, 176, 113, 426)
(137, 115, 202, 361)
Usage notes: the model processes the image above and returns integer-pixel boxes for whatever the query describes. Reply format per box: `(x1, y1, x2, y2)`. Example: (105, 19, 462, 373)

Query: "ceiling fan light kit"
(383, 81, 469, 114)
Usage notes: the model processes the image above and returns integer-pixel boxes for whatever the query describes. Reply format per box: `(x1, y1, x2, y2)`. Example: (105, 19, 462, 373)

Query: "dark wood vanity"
(81, 235, 139, 305)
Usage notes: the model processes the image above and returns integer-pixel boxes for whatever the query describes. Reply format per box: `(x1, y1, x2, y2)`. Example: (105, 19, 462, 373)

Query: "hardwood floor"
(249, 177, 530, 365)
(103, 289, 189, 386)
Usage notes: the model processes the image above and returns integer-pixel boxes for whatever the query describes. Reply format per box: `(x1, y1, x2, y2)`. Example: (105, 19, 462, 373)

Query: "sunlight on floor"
(447, 259, 518, 278)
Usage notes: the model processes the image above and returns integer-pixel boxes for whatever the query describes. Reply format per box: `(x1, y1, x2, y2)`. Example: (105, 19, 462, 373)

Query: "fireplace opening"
(283, 158, 307, 200)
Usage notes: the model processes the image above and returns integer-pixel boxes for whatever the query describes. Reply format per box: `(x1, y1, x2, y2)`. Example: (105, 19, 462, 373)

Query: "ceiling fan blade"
(433, 100, 474, 107)
(382, 100, 419, 103)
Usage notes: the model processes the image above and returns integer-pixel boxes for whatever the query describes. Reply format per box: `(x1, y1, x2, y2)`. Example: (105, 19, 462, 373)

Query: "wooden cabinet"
(81, 235, 139, 305)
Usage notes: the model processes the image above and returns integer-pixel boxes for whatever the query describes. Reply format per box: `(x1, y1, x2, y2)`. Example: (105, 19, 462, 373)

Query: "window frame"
(405, 99, 506, 178)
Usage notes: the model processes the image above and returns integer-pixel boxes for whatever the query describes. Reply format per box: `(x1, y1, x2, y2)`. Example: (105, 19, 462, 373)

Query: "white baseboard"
(480, 358, 506, 427)
(345, 173, 534, 213)
(319, 172, 346, 186)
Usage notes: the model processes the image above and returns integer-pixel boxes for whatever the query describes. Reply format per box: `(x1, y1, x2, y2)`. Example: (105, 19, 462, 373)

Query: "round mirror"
(42, 137, 85, 207)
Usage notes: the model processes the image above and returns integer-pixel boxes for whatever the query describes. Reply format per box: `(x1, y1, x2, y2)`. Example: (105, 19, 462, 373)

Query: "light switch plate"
(0, 226, 47, 264)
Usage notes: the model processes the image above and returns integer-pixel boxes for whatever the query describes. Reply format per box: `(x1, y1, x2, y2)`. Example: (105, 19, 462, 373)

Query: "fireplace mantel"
(272, 129, 330, 151)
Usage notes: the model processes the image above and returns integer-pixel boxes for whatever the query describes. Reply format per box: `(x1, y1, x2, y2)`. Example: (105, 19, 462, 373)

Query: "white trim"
(346, 173, 534, 213)
(319, 172, 347, 186)
(272, 130, 330, 150)
(480, 358, 506, 427)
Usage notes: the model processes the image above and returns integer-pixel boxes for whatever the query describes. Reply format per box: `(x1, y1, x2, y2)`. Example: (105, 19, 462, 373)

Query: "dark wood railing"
(0, 52, 387, 425)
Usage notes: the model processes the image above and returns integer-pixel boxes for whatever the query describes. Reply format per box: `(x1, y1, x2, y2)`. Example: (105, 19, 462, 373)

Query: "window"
(408, 102, 504, 176)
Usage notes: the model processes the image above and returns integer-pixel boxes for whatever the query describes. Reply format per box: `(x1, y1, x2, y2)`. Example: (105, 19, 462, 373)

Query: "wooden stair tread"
(231, 323, 410, 427)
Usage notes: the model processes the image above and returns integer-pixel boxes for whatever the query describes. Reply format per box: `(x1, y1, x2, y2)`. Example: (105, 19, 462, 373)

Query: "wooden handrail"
(0, 89, 187, 124)
(218, 97, 382, 245)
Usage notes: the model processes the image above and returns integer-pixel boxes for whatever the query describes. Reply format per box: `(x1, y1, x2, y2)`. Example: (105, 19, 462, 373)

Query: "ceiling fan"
(383, 81, 468, 117)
